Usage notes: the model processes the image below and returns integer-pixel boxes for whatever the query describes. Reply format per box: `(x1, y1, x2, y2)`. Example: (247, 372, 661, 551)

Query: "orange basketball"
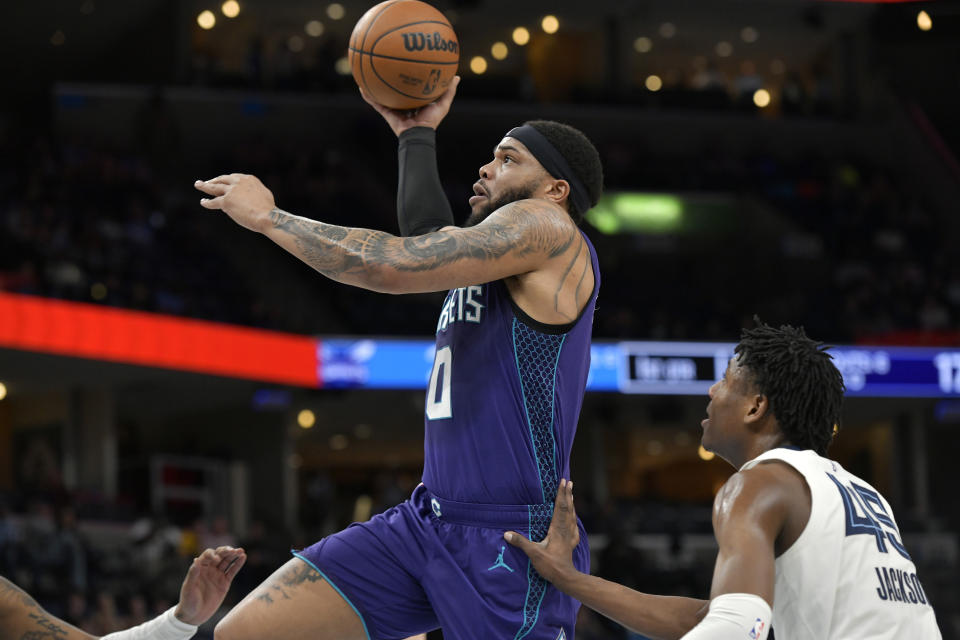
(349, 0, 459, 110)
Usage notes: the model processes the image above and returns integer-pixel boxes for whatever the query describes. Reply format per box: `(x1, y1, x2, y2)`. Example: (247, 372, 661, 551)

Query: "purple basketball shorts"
(295, 483, 590, 639)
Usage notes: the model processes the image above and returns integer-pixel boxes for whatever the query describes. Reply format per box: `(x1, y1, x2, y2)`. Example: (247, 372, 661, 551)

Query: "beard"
(463, 180, 540, 227)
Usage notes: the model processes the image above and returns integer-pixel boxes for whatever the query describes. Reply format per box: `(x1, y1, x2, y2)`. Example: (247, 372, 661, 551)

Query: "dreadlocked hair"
(734, 321, 845, 455)
(525, 120, 604, 223)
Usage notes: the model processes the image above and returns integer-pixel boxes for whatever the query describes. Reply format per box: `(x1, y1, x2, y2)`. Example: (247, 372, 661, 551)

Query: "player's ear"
(745, 393, 769, 425)
(543, 178, 570, 207)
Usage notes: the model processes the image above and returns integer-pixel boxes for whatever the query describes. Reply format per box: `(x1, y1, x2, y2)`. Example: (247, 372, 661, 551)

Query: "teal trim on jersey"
(547, 334, 566, 491)
(292, 552, 371, 640)
(511, 318, 566, 503)
(514, 558, 536, 640)
(512, 319, 543, 498)
(511, 318, 565, 639)
(513, 511, 548, 640)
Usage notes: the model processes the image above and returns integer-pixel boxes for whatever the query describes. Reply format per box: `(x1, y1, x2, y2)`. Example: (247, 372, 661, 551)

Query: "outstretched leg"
(215, 557, 367, 640)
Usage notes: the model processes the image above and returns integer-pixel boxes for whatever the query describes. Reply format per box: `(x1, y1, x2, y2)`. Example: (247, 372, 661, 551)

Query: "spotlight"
(197, 10, 215, 30)
(470, 56, 488, 74)
(753, 88, 771, 108)
(512, 27, 530, 46)
(221, 0, 240, 18)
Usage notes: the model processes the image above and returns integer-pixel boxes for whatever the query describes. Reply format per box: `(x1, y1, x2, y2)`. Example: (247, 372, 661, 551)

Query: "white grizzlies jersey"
(740, 448, 942, 640)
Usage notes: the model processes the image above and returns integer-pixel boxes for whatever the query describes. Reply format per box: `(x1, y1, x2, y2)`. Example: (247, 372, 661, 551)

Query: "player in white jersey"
(506, 322, 943, 639)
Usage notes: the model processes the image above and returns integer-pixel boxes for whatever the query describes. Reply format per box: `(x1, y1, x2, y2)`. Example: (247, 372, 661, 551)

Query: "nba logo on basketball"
(423, 69, 441, 95)
(749, 618, 765, 638)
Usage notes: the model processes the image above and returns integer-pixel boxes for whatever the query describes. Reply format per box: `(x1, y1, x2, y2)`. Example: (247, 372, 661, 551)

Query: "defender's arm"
(1, 576, 96, 639)
(706, 467, 785, 603)
(676, 465, 791, 639)
(505, 481, 709, 640)
(544, 574, 709, 640)
(2, 547, 245, 640)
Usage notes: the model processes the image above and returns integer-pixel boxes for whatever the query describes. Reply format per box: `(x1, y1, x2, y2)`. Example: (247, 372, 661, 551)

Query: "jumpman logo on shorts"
(487, 545, 514, 572)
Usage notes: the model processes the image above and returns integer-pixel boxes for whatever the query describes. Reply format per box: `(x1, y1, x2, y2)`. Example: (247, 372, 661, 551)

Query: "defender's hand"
(361, 75, 461, 137)
(504, 479, 580, 585)
(174, 546, 247, 625)
(195, 174, 276, 233)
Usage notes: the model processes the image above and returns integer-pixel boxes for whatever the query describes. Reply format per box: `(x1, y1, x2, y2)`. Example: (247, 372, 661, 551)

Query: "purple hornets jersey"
(421, 231, 600, 506)
(297, 231, 599, 640)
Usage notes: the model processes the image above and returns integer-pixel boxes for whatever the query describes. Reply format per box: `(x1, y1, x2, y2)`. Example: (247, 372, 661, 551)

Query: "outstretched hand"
(174, 546, 247, 626)
(195, 174, 276, 233)
(360, 75, 461, 137)
(504, 479, 580, 585)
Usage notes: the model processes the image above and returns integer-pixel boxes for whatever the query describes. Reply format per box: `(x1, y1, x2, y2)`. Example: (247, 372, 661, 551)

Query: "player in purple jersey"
(195, 76, 604, 639)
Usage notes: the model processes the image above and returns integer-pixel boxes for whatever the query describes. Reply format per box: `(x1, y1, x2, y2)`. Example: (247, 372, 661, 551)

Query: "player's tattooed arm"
(263, 199, 578, 293)
(0, 577, 95, 640)
(0, 576, 39, 610)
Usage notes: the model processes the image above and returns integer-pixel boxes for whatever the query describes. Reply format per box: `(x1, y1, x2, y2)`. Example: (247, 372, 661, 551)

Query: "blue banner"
(317, 338, 960, 398)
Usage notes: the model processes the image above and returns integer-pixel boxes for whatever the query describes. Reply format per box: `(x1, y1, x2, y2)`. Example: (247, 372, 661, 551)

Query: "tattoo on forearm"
(1, 578, 71, 639)
(21, 613, 69, 639)
(267, 200, 577, 282)
(1, 577, 40, 610)
(254, 561, 325, 606)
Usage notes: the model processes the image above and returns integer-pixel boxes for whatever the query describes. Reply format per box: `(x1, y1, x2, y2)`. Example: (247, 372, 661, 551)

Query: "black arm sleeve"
(397, 126, 455, 236)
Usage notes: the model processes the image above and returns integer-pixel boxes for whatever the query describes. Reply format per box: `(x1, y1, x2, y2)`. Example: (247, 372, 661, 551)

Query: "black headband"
(505, 124, 591, 214)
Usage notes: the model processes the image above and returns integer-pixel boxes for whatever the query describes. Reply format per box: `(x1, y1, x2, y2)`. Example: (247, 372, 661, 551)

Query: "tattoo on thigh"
(255, 562, 325, 606)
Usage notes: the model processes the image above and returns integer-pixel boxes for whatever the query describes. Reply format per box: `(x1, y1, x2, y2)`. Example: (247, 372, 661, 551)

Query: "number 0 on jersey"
(427, 346, 453, 419)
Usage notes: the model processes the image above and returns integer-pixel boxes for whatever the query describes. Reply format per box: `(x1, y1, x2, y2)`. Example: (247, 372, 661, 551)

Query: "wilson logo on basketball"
(401, 32, 459, 54)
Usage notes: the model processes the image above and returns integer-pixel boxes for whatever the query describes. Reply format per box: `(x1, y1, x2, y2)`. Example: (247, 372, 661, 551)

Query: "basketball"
(349, 0, 459, 110)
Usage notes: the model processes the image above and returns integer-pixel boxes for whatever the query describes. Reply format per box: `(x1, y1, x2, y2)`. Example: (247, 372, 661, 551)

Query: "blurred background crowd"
(3, 109, 958, 344)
